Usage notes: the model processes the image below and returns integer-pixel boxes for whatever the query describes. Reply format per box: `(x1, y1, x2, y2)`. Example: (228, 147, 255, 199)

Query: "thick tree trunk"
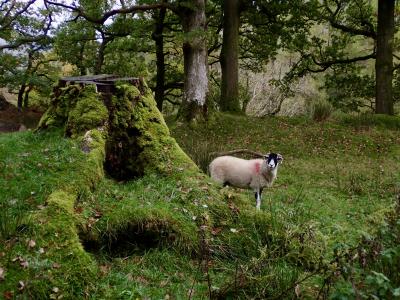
(220, 0, 240, 112)
(152, 6, 167, 111)
(178, 0, 208, 122)
(38, 78, 199, 181)
(375, 0, 394, 115)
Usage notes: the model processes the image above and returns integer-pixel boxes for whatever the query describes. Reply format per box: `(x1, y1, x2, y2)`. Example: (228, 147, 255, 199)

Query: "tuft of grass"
(310, 99, 334, 121)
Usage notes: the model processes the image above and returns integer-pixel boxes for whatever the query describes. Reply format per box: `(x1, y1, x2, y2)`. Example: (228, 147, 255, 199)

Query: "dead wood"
(209, 149, 265, 159)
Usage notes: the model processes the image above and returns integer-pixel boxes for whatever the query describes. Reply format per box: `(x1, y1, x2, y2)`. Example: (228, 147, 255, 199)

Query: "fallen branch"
(209, 149, 265, 159)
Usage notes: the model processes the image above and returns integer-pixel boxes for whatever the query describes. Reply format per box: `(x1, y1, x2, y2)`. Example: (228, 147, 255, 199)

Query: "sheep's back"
(209, 156, 255, 188)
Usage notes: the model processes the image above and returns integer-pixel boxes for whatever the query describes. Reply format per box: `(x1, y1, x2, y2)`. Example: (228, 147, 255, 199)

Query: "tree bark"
(375, 0, 394, 115)
(178, 0, 208, 122)
(220, 0, 240, 112)
(94, 32, 109, 75)
(17, 84, 26, 111)
(78, 44, 87, 76)
(18, 51, 34, 110)
(23, 85, 33, 108)
(152, 6, 167, 111)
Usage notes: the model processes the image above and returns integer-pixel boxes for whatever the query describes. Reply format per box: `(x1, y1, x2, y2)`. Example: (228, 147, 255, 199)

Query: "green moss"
(37, 85, 108, 137)
(105, 83, 199, 180)
(66, 93, 108, 137)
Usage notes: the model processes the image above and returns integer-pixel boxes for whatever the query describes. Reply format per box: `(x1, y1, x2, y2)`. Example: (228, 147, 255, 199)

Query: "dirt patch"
(0, 102, 42, 133)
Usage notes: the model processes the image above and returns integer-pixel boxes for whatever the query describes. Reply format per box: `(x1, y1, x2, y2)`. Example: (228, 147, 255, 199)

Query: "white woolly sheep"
(209, 153, 283, 210)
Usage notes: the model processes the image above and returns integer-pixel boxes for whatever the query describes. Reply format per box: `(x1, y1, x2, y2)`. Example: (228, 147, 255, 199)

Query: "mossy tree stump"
(38, 75, 199, 181)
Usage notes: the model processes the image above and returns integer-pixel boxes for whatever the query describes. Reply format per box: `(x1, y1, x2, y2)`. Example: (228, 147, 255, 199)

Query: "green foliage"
(54, 20, 97, 74)
(324, 64, 376, 112)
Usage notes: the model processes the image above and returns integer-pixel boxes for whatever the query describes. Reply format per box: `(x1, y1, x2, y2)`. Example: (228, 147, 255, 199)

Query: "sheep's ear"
(263, 153, 270, 160)
(277, 153, 283, 162)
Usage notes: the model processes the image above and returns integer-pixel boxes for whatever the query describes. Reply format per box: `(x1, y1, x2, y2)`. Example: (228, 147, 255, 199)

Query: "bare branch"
(45, 0, 173, 25)
(323, 0, 376, 39)
(310, 52, 376, 72)
(0, 0, 37, 29)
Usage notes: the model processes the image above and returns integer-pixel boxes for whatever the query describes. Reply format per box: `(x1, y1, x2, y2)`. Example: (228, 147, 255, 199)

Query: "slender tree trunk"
(78, 44, 86, 76)
(18, 52, 33, 110)
(220, 0, 240, 112)
(178, 0, 208, 122)
(152, 6, 167, 111)
(94, 33, 108, 75)
(17, 84, 26, 111)
(375, 0, 394, 115)
(23, 85, 33, 108)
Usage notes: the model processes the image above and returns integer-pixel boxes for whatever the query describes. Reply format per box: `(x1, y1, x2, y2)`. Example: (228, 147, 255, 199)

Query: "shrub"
(310, 99, 333, 121)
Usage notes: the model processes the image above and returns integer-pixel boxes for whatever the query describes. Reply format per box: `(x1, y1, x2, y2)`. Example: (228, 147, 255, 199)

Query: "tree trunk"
(220, 0, 240, 112)
(23, 85, 33, 108)
(78, 44, 87, 76)
(152, 6, 167, 111)
(94, 33, 108, 75)
(17, 84, 26, 111)
(375, 0, 394, 115)
(178, 0, 208, 122)
(38, 78, 199, 180)
(18, 51, 34, 110)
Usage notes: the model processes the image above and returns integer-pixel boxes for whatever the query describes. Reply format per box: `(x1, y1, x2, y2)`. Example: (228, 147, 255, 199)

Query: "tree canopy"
(0, 0, 398, 115)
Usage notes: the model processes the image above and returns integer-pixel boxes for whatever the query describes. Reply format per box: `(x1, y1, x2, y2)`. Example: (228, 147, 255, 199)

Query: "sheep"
(209, 153, 283, 210)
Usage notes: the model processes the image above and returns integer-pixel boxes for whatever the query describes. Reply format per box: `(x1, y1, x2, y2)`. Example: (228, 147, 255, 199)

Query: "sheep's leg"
(255, 189, 261, 210)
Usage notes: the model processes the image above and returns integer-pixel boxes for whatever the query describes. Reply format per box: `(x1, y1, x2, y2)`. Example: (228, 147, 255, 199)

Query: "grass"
(0, 129, 89, 239)
(1, 113, 399, 299)
(171, 113, 400, 241)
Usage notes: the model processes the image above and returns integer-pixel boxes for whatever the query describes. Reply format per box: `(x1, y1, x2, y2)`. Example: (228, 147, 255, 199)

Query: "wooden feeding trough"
(59, 74, 141, 94)
(57, 74, 143, 106)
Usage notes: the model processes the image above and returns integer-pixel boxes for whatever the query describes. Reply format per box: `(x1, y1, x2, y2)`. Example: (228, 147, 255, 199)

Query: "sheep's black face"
(264, 153, 283, 169)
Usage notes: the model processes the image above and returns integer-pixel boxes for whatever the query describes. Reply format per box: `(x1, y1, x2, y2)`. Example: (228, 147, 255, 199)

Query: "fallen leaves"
(52, 262, 61, 269)
(211, 227, 222, 236)
(50, 286, 63, 299)
(12, 256, 29, 269)
(28, 239, 36, 248)
(3, 291, 13, 299)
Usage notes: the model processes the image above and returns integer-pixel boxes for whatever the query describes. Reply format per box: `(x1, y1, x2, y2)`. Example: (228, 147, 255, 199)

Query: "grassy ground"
(1, 113, 399, 299)
(170, 114, 400, 246)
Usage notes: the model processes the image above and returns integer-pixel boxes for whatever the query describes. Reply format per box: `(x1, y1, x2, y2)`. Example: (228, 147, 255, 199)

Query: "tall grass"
(310, 99, 334, 121)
